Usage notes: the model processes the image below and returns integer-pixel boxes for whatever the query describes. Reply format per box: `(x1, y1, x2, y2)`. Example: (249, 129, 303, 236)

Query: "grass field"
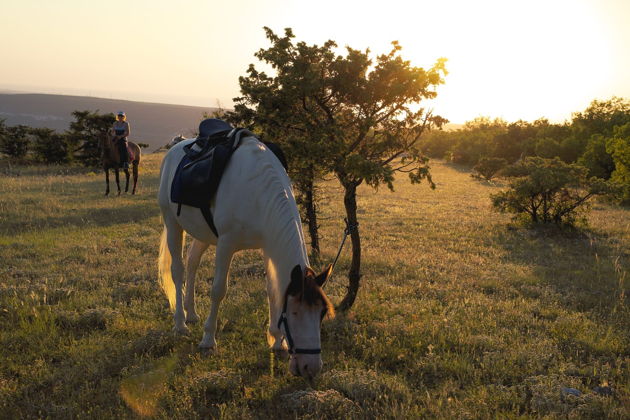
(0, 153, 628, 419)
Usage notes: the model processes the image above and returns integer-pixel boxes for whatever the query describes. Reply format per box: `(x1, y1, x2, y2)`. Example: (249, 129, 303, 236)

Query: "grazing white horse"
(157, 134, 334, 380)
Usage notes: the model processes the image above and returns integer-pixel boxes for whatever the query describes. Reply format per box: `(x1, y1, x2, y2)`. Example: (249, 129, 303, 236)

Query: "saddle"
(170, 119, 288, 237)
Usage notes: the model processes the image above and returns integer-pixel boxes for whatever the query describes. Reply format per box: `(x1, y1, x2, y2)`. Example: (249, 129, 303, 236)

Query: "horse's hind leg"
(124, 168, 130, 193)
(132, 162, 138, 195)
(104, 168, 110, 196)
(115, 169, 121, 195)
(161, 214, 188, 335)
(184, 239, 209, 324)
(199, 238, 235, 350)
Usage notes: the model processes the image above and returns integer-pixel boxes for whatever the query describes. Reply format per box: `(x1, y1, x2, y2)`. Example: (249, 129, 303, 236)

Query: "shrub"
(472, 157, 507, 181)
(578, 134, 615, 179)
(0, 123, 30, 160)
(31, 128, 73, 164)
(491, 157, 615, 226)
(606, 122, 630, 203)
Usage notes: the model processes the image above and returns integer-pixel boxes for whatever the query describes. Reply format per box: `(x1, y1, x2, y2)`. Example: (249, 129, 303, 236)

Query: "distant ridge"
(0, 93, 219, 150)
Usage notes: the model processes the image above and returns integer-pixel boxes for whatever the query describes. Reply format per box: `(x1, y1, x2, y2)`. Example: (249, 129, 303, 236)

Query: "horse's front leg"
(265, 256, 289, 359)
(184, 239, 210, 324)
(104, 168, 110, 196)
(115, 169, 121, 195)
(124, 168, 130, 193)
(199, 239, 235, 350)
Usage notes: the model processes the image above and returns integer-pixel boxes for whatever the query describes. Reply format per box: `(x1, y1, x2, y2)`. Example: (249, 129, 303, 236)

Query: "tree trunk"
(338, 181, 361, 312)
(303, 173, 321, 257)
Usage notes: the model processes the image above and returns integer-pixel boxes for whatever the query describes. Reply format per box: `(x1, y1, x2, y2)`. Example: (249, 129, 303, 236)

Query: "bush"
(578, 134, 615, 179)
(0, 123, 30, 160)
(31, 128, 73, 164)
(472, 157, 507, 181)
(606, 122, 630, 203)
(491, 157, 615, 226)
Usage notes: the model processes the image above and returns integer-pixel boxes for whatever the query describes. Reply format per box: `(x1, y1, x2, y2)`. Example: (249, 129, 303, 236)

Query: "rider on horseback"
(112, 111, 131, 169)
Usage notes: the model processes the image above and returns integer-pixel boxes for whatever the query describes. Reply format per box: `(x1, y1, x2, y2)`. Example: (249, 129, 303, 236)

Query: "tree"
(491, 157, 614, 226)
(0, 123, 30, 160)
(606, 122, 630, 203)
(534, 137, 563, 159)
(472, 157, 507, 181)
(31, 128, 72, 164)
(68, 110, 115, 166)
(231, 28, 447, 311)
(418, 129, 457, 160)
(449, 117, 506, 165)
(578, 134, 615, 179)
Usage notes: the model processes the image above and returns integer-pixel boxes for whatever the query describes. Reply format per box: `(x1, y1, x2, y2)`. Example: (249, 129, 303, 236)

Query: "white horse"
(157, 134, 334, 380)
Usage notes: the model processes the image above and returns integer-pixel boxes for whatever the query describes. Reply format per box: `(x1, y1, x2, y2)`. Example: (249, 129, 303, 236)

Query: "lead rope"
(330, 218, 359, 272)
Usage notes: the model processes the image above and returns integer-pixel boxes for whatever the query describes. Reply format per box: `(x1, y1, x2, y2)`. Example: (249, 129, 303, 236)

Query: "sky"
(1, 0, 629, 124)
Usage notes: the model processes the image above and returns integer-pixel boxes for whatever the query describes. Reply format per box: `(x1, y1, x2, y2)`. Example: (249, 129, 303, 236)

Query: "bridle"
(277, 293, 321, 355)
(276, 219, 357, 356)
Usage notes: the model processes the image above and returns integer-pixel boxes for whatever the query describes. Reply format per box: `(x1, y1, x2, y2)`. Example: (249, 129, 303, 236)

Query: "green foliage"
(450, 118, 506, 165)
(491, 157, 615, 226)
(417, 129, 456, 159)
(30, 127, 72, 164)
(0, 123, 30, 160)
(578, 134, 615, 179)
(606, 122, 630, 203)
(472, 157, 507, 181)
(571, 96, 630, 141)
(232, 27, 446, 191)
(534, 136, 563, 159)
(419, 98, 628, 175)
(67, 110, 115, 166)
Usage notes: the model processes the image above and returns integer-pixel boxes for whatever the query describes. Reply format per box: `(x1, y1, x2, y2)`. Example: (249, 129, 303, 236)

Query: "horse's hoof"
(198, 344, 216, 356)
(186, 313, 200, 324)
(172, 325, 190, 336)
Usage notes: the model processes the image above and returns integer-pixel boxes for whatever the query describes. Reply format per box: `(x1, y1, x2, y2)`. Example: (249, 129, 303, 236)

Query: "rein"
(277, 218, 358, 355)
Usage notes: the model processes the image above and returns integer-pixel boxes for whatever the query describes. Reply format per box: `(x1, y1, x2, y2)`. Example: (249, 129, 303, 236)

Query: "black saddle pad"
(170, 141, 234, 210)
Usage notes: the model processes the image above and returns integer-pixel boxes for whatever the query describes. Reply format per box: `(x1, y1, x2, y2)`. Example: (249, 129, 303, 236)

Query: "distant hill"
(0, 93, 219, 151)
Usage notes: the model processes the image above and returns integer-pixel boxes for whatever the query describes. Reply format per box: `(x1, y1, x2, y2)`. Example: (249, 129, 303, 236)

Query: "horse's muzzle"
(289, 354, 322, 380)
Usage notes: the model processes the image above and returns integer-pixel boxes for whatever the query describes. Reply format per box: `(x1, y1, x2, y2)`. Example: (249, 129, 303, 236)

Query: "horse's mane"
(302, 270, 335, 320)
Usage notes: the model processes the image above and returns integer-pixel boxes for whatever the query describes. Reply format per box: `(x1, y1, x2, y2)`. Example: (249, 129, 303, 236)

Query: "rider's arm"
(124, 122, 130, 138)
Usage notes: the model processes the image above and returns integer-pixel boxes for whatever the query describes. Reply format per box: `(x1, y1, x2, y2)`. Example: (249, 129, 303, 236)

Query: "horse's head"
(168, 135, 185, 148)
(280, 264, 334, 381)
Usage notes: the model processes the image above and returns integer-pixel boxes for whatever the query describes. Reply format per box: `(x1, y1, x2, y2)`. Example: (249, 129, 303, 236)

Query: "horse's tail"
(158, 225, 182, 311)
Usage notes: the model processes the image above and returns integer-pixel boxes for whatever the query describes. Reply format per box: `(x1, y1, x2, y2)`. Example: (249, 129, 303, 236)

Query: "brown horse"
(100, 131, 141, 195)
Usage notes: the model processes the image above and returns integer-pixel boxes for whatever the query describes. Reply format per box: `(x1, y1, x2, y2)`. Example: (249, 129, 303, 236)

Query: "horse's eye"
(292, 312, 298, 316)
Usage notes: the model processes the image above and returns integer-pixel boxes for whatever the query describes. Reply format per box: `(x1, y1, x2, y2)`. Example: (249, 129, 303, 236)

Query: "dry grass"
(0, 154, 628, 418)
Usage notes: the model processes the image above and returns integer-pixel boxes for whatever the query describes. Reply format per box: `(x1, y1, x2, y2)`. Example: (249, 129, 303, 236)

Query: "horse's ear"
(287, 265, 303, 296)
(315, 264, 333, 288)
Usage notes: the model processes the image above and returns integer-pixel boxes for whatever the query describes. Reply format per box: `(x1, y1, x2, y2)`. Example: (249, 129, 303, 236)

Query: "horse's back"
(158, 136, 290, 247)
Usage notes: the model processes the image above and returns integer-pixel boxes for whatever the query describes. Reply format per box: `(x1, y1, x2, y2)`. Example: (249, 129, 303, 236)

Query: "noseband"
(277, 295, 321, 355)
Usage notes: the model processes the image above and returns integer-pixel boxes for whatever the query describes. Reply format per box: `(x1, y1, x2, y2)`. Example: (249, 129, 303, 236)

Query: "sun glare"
(0, 0, 625, 123)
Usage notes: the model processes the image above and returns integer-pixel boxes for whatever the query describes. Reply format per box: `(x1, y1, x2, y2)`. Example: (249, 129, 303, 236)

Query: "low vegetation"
(472, 157, 507, 181)
(491, 157, 617, 226)
(0, 154, 628, 418)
